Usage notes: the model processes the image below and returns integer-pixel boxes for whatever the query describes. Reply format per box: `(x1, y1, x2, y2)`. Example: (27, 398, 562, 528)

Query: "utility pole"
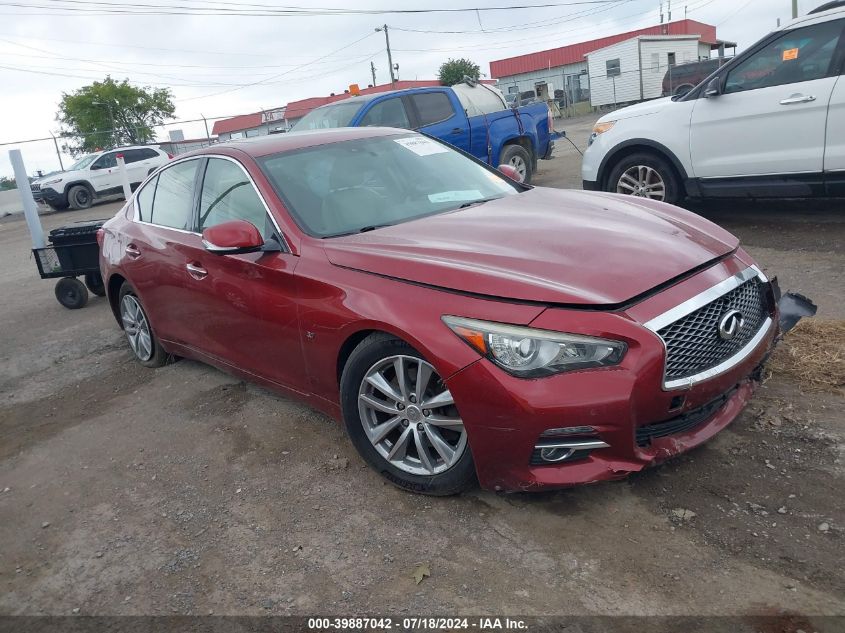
(375, 25, 396, 88)
(370, 61, 377, 86)
(667, 0, 672, 21)
(50, 134, 64, 170)
(201, 114, 211, 144)
(791, 0, 798, 19)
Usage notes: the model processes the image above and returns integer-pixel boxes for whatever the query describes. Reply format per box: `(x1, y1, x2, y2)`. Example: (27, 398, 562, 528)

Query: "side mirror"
(497, 164, 525, 183)
(704, 77, 722, 98)
(202, 219, 265, 255)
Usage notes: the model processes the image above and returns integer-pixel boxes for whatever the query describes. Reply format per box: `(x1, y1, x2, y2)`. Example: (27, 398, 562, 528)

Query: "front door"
(88, 151, 121, 194)
(689, 18, 844, 178)
(179, 157, 306, 392)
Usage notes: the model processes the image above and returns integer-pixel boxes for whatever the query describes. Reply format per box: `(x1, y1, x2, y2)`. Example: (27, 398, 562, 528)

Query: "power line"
(0, 0, 636, 17)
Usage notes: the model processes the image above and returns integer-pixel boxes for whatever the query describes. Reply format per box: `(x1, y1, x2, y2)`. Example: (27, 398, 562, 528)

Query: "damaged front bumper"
(445, 266, 816, 493)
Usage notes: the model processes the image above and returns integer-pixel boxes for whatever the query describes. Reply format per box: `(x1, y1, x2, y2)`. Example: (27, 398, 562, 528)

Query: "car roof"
(780, 2, 844, 29)
(189, 126, 409, 159)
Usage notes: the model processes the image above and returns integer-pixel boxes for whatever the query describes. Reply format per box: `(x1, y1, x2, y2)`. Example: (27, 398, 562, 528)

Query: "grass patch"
(768, 319, 845, 395)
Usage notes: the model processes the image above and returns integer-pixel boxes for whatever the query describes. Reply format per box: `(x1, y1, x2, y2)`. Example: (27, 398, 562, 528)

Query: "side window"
(606, 58, 621, 78)
(135, 175, 157, 223)
(150, 160, 199, 230)
(725, 20, 844, 94)
(139, 148, 160, 160)
(411, 92, 455, 127)
(122, 149, 145, 164)
(360, 98, 411, 129)
(92, 152, 117, 170)
(198, 158, 273, 239)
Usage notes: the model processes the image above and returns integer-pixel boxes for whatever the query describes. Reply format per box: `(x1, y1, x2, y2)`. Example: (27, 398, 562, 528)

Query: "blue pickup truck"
(292, 83, 556, 184)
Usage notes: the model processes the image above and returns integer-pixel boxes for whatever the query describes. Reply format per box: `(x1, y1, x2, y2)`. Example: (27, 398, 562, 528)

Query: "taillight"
(166, 152, 174, 159)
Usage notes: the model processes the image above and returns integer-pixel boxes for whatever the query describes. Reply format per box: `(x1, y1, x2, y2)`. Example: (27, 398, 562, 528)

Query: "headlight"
(442, 316, 627, 378)
(592, 120, 616, 135)
(41, 178, 62, 186)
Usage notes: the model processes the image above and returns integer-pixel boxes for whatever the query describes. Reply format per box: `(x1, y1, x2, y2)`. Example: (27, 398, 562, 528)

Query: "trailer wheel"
(55, 277, 89, 309)
(84, 272, 106, 296)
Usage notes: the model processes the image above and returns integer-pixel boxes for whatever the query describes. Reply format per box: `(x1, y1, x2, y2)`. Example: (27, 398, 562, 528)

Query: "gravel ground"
(1, 120, 843, 620)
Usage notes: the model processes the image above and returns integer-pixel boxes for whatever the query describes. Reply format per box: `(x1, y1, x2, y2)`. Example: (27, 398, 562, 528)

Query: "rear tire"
(340, 333, 476, 496)
(499, 144, 533, 184)
(118, 282, 169, 368)
(606, 152, 682, 205)
(68, 185, 93, 210)
(55, 277, 88, 309)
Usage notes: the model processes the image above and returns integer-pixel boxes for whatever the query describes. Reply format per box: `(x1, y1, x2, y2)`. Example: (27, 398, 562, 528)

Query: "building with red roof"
(489, 20, 734, 107)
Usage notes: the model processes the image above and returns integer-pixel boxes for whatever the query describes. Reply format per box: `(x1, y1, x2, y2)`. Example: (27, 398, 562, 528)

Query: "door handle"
(779, 94, 816, 105)
(186, 262, 208, 280)
(451, 127, 462, 134)
(125, 244, 141, 259)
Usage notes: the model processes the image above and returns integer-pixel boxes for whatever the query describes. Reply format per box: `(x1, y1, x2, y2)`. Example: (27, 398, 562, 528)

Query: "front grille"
(636, 388, 735, 446)
(657, 278, 767, 382)
(31, 184, 41, 192)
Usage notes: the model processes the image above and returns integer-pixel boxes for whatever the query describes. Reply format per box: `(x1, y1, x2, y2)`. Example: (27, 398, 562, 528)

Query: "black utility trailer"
(32, 219, 106, 309)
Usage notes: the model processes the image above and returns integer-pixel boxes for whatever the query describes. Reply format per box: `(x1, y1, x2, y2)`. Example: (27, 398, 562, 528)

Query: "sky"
(0, 0, 819, 179)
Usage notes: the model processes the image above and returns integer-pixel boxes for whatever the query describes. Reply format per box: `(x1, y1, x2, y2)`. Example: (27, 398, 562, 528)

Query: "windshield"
(259, 133, 520, 237)
(68, 154, 97, 171)
(293, 101, 364, 130)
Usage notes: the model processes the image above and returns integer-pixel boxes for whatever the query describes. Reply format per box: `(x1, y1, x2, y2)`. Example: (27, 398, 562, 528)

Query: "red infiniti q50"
(99, 127, 780, 495)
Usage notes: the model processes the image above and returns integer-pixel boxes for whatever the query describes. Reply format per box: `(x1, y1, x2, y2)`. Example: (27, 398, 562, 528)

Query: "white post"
(116, 154, 133, 201)
(9, 149, 45, 249)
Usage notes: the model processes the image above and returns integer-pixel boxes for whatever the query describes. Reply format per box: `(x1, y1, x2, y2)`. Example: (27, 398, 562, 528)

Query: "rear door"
(689, 18, 844, 179)
(122, 148, 160, 187)
(823, 40, 845, 193)
(407, 91, 473, 155)
(120, 158, 203, 345)
(178, 156, 306, 391)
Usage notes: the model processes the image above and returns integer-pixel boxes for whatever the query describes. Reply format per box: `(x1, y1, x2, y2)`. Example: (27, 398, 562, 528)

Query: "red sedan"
(99, 127, 779, 495)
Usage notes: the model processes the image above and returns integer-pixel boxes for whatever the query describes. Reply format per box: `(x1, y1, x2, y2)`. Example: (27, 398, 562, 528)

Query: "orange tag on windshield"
(783, 48, 799, 61)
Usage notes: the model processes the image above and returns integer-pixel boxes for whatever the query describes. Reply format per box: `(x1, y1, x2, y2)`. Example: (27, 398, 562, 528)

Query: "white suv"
(582, 2, 845, 204)
(33, 145, 171, 211)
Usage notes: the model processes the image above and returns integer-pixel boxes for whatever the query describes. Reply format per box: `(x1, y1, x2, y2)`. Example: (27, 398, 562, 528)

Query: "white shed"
(586, 35, 705, 107)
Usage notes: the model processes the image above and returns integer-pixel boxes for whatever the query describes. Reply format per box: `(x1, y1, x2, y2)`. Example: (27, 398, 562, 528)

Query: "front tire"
(67, 185, 93, 210)
(340, 333, 475, 496)
(606, 152, 681, 204)
(118, 283, 169, 367)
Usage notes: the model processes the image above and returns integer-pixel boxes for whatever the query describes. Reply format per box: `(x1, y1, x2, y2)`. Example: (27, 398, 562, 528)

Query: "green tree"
(0, 176, 16, 191)
(438, 58, 481, 86)
(57, 77, 175, 155)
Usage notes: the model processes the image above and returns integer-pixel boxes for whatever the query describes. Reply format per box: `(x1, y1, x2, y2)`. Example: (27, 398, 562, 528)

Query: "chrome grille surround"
(644, 266, 773, 390)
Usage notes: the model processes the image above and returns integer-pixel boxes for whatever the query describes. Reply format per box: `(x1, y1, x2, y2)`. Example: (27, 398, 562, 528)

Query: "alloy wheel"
(509, 155, 528, 180)
(357, 355, 466, 476)
(616, 165, 666, 200)
(120, 295, 153, 361)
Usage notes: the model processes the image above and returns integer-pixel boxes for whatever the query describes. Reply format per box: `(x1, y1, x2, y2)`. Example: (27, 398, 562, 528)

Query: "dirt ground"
(1, 117, 843, 621)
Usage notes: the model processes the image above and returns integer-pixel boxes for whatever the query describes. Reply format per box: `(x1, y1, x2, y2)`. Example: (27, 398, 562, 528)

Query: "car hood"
(322, 188, 738, 306)
(598, 96, 675, 123)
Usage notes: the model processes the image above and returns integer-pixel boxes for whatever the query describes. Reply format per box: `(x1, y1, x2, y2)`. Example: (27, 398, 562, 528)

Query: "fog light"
(539, 446, 575, 462)
(532, 439, 610, 465)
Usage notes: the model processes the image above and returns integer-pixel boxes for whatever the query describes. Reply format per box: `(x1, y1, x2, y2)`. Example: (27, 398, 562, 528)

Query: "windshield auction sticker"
(394, 136, 450, 156)
(782, 47, 799, 61)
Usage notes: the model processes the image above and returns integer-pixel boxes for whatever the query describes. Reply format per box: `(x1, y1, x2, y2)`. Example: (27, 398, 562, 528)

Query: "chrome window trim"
(132, 153, 291, 253)
(644, 265, 771, 391)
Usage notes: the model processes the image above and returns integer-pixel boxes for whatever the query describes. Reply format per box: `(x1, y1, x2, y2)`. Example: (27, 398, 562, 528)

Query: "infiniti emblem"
(718, 309, 745, 341)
